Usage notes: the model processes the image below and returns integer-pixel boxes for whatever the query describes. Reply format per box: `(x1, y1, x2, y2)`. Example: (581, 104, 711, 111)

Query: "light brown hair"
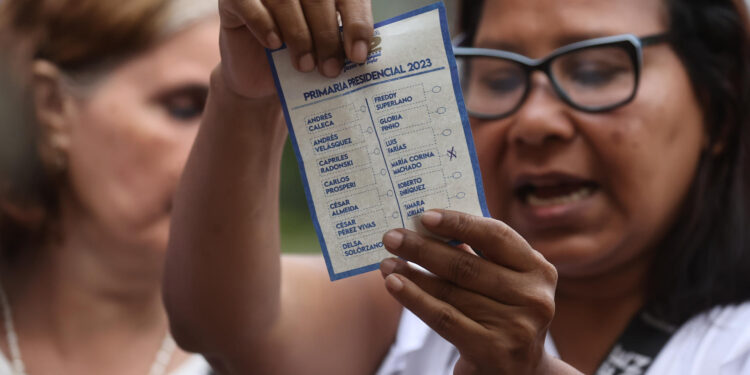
(0, 0, 213, 260)
(1, 0, 170, 73)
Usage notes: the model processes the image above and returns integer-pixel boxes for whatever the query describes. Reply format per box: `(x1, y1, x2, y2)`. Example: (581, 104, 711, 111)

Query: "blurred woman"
(164, 0, 750, 374)
(0, 0, 218, 373)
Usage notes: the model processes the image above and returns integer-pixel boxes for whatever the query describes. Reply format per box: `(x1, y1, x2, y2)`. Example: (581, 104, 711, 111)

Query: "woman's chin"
(517, 225, 630, 279)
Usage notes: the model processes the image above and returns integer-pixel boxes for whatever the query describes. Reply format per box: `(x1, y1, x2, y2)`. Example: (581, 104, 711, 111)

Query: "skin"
(164, 0, 705, 374)
(1, 18, 219, 375)
(470, 1, 704, 371)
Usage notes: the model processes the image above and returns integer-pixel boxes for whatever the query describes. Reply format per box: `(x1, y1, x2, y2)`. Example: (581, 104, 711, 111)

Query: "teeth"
(527, 187, 593, 207)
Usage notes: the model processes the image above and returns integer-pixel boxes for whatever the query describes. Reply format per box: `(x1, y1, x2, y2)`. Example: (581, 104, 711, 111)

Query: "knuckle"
(344, 19, 374, 37)
(541, 261, 558, 284)
(490, 220, 515, 244)
(515, 318, 539, 342)
(527, 290, 556, 321)
(530, 252, 558, 284)
(451, 213, 476, 236)
(433, 280, 455, 303)
(314, 29, 342, 49)
(448, 254, 481, 283)
(503, 319, 540, 362)
(286, 28, 312, 48)
(244, 8, 271, 29)
(431, 306, 458, 333)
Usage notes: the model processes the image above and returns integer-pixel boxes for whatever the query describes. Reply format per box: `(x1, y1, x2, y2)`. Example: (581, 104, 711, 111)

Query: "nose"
(507, 72, 576, 147)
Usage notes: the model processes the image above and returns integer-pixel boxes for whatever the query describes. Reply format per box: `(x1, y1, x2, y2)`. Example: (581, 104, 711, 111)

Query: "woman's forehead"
(474, 0, 667, 56)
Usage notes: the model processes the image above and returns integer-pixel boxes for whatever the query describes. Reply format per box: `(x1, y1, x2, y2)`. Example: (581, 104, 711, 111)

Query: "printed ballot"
(267, 2, 489, 280)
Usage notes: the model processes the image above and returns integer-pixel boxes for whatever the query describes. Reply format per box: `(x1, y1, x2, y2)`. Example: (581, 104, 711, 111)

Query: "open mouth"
(514, 175, 598, 207)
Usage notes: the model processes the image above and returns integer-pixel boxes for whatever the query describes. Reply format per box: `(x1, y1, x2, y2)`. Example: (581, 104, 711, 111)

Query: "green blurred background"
(279, 0, 460, 253)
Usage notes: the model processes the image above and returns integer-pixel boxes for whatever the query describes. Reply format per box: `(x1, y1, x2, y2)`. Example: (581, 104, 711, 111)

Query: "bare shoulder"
(281, 254, 402, 329)
(250, 255, 403, 374)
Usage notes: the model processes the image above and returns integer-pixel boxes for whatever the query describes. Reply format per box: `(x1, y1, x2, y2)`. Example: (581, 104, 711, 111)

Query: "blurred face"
(471, 0, 705, 278)
(62, 18, 219, 254)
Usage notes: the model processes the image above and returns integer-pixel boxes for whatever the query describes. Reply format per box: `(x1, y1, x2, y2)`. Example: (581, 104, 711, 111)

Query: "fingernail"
(421, 210, 443, 226)
(380, 258, 398, 275)
(385, 274, 404, 292)
(321, 58, 341, 77)
(298, 53, 315, 72)
(383, 230, 404, 250)
(266, 32, 282, 49)
(352, 40, 368, 63)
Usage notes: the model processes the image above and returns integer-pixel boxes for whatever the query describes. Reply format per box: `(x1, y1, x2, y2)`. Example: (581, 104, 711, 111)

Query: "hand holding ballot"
(216, 0, 373, 99)
(267, 3, 488, 279)
(379, 209, 560, 374)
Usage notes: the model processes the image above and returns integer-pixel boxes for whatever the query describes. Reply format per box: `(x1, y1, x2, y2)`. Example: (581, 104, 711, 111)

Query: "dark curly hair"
(461, 0, 750, 325)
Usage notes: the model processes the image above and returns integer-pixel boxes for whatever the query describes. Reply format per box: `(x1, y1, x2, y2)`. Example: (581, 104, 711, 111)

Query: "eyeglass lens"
(458, 45, 637, 118)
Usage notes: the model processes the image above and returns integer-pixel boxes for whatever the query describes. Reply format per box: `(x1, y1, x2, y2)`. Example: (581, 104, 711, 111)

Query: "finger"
(421, 210, 542, 272)
(383, 272, 487, 350)
(220, 0, 282, 49)
(382, 230, 531, 304)
(265, 0, 316, 72)
(335, 0, 373, 63)
(381, 258, 516, 323)
(299, 0, 343, 77)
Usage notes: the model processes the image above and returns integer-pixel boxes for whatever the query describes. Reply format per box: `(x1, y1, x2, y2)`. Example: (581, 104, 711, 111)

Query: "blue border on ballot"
(266, 1, 490, 281)
(437, 4, 491, 219)
(265, 53, 338, 280)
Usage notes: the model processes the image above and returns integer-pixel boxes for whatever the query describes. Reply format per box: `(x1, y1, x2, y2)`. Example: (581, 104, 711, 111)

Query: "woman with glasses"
(455, 34, 669, 119)
(164, 0, 750, 374)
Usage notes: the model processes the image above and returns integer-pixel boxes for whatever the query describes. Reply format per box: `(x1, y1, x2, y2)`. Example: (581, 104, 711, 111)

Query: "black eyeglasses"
(454, 33, 669, 120)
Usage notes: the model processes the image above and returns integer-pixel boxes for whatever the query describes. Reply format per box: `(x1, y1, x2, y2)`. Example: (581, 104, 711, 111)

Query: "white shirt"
(377, 302, 750, 374)
(0, 352, 212, 375)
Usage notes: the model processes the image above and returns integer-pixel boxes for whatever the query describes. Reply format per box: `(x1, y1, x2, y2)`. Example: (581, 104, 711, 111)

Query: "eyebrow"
(473, 31, 619, 55)
(151, 83, 209, 102)
(154, 83, 208, 95)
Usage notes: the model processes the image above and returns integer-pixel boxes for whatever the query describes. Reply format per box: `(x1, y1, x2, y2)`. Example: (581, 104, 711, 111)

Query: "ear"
(31, 60, 74, 171)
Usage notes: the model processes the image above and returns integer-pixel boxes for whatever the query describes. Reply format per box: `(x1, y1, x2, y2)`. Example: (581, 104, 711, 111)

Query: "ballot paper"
(267, 2, 489, 280)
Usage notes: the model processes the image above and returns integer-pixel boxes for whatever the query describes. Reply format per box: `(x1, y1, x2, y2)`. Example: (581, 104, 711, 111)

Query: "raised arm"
(162, 1, 401, 373)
